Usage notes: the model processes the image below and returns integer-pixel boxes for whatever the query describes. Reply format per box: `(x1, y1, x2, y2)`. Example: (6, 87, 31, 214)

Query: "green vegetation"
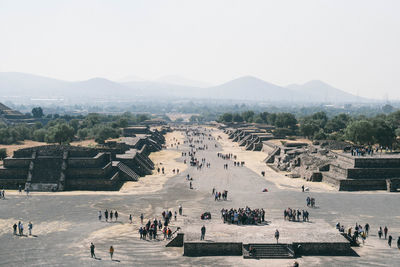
(0, 148, 7, 160)
(218, 109, 400, 148)
(0, 111, 150, 145)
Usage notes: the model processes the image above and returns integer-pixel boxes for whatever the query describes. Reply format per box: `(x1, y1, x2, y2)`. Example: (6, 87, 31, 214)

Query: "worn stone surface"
(0, 127, 399, 266)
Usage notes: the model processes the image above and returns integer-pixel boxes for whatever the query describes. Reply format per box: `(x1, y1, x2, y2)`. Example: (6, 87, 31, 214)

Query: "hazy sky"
(1, 0, 400, 99)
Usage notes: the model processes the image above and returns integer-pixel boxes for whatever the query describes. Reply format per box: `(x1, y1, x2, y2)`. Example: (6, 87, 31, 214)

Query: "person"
(384, 226, 388, 239)
(365, 223, 369, 236)
(129, 214, 132, 223)
(115, 211, 118, 221)
(140, 213, 144, 224)
(90, 243, 96, 258)
(98, 211, 102, 221)
(28, 221, 33, 236)
(109, 246, 114, 260)
(361, 231, 366, 244)
(174, 211, 177, 221)
(388, 235, 393, 247)
(19, 221, 24, 236)
(275, 229, 279, 244)
(378, 227, 383, 239)
(110, 210, 113, 221)
(189, 181, 193, 189)
(105, 209, 109, 222)
(200, 225, 206, 240)
(13, 223, 17, 235)
(397, 237, 400, 250)
(179, 205, 182, 215)
(18, 184, 22, 194)
(301, 185, 304, 192)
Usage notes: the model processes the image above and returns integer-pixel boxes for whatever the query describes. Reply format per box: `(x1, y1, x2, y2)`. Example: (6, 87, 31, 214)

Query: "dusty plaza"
(0, 125, 399, 266)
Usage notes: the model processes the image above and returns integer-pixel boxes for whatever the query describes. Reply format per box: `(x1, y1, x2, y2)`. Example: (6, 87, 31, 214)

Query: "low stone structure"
(0, 102, 34, 124)
(262, 139, 400, 191)
(183, 241, 352, 258)
(224, 126, 276, 151)
(0, 128, 165, 191)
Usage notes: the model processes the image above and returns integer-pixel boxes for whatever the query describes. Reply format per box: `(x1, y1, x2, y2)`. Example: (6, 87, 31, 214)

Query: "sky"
(0, 0, 400, 99)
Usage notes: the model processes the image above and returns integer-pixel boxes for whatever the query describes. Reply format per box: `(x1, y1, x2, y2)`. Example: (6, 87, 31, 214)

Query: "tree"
(94, 126, 119, 144)
(275, 113, 297, 129)
(344, 120, 374, 145)
(232, 113, 244, 123)
(31, 107, 44, 118)
(219, 113, 233, 123)
(325, 113, 351, 133)
(77, 128, 89, 140)
(313, 129, 327, 140)
(300, 122, 319, 139)
(311, 111, 328, 128)
(382, 104, 394, 114)
(33, 129, 47, 142)
(45, 123, 75, 144)
(241, 111, 255, 123)
(372, 119, 396, 147)
(69, 119, 80, 133)
(0, 148, 7, 160)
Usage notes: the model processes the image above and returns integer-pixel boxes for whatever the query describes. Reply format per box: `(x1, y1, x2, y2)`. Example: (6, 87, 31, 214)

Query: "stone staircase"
(58, 151, 68, 191)
(115, 162, 140, 181)
(239, 135, 252, 146)
(263, 147, 280, 163)
(243, 243, 294, 259)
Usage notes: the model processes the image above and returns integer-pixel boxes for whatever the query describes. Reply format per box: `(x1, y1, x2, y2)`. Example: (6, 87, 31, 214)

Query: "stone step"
(243, 243, 295, 259)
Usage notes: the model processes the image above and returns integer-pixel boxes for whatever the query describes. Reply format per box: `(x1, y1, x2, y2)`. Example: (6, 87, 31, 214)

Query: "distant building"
(0, 102, 33, 124)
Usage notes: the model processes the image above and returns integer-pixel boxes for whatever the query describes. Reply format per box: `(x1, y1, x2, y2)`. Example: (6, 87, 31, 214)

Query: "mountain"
(0, 72, 371, 103)
(71, 77, 138, 98)
(287, 80, 367, 103)
(0, 72, 139, 100)
(0, 72, 68, 96)
(206, 76, 300, 102)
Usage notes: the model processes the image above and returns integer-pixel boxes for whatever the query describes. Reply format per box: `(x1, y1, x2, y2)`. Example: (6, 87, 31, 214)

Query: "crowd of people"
(12, 221, 33, 236)
(336, 222, 400, 249)
(212, 188, 228, 201)
(284, 208, 310, 222)
(306, 196, 316, 207)
(350, 146, 392, 157)
(217, 152, 236, 160)
(98, 209, 119, 222)
(221, 207, 266, 225)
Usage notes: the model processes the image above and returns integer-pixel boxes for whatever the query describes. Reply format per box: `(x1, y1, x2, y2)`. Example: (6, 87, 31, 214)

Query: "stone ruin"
(0, 128, 166, 191)
(0, 102, 34, 124)
(262, 140, 400, 192)
(224, 126, 275, 151)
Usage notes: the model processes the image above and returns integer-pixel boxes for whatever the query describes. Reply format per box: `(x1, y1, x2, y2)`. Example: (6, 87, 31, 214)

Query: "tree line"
(0, 112, 150, 145)
(218, 110, 400, 148)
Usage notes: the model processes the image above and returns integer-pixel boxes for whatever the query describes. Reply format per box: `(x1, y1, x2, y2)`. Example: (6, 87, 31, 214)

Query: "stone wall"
(183, 242, 243, 256)
(3, 158, 31, 168)
(347, 168, 400, 179)
(67, 153, 109, 168)
(292, 242, 353, 256)
(66, 162, 113, 178)
(354, 158, 400, 168)
(339, 179, 387, 191)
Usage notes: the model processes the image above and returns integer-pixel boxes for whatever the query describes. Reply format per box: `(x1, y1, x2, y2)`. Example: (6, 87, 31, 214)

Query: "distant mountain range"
(0, 72, 370, 103)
